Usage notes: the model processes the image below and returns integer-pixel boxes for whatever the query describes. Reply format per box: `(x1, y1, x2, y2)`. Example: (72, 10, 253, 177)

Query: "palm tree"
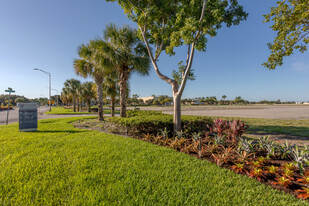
(74, 40, 111, 120)
(81, 82, 96, 112)
(103, 24, 150, 117)
(64, 79, 81, 112)
(103, 70, 119, 117)
(222, 95, 227, 105)
(60, 87, 70, 107)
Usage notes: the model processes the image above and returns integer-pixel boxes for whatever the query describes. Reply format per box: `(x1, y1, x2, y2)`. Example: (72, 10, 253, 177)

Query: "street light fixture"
(34, 68, 51, 112)
(52, 88, 59, 106)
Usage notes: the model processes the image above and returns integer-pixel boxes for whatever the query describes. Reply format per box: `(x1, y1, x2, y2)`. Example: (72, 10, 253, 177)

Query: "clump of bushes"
(108, 110, 213, 137)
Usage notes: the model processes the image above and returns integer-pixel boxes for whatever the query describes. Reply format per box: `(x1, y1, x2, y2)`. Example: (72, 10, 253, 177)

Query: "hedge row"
(108, 110, 212, 137)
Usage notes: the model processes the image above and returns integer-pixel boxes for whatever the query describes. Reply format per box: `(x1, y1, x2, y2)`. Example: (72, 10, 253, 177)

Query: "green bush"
(109, 110, 212, 137)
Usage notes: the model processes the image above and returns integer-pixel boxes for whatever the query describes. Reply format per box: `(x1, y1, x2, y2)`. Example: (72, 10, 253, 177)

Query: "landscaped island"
(1, 111, 309, 204)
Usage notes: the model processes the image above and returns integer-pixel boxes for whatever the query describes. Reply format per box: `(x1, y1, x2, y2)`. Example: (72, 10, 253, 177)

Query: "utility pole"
(52, 89, 59, 106)
(34, 68, 51, 111)
(5, 87, 15, 125)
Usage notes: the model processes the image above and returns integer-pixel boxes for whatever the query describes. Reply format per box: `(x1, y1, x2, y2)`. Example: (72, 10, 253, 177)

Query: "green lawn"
(45, 107, 118, 115)
(0, 118, 307, 205)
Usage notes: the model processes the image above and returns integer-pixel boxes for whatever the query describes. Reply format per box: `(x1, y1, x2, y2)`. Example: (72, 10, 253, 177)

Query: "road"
(135, 105, 309, 120)
(0, 107, 96, 125)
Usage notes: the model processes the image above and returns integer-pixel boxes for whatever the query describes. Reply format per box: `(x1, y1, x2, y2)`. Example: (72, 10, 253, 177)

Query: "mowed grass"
(45, 107, 118, 115)
(207, 116, 309, 137)
(0, 118, 307, 205)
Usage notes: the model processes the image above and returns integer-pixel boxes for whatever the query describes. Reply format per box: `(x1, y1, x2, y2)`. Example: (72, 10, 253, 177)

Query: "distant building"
(138, 96, 156, 103)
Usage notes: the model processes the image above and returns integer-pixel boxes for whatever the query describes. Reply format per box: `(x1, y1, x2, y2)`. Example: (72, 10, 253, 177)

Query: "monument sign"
(19, 103, 38, 132)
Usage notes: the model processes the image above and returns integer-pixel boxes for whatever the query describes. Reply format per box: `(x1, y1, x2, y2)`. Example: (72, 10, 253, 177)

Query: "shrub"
(109, 110, 212, 137)
(208, 118, 249, 143)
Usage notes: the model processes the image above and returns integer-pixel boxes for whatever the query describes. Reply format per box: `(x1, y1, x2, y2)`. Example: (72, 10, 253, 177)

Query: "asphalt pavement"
(0, 106, 96, 125)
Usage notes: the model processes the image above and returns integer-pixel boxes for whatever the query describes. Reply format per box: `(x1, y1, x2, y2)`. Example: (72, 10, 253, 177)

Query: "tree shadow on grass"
(34, 130, 86, 133)
(247, 125, 309, 139)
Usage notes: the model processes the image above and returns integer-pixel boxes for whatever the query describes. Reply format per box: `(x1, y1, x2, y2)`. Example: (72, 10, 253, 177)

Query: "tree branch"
(126, 0, 145, 13)
(154, 18, 165, 61)
(177, 0, 207, 96)
(139, 25, 176, 87)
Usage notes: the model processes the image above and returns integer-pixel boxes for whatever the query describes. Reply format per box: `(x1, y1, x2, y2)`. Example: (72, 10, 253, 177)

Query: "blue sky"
(0, 0, 308, 101)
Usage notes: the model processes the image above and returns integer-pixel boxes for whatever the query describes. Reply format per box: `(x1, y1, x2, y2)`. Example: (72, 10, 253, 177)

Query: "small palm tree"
(103, 70, 119, 117)
(74, 40, 111, 120)
(103, 24, 150, 117)
(64, 79, 81, 112)
(81, 82, 96, 112)
(222, 95, 227, 105)
(60, 87, 70, 106)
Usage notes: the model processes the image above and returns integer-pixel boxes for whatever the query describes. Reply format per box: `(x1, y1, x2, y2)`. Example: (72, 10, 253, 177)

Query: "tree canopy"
(263, 0, 309, 69)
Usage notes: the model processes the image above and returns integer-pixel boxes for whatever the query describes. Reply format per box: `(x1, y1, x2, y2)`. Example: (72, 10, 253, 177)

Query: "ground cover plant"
(45, 107, 118, 115)
(1, 118, 306, 205)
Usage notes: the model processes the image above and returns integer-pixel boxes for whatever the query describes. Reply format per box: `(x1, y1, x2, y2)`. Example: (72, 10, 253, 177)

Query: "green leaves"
(107, 0, 248, 56)
(263, 0, 309, 69)
(172, 61, 196, 85)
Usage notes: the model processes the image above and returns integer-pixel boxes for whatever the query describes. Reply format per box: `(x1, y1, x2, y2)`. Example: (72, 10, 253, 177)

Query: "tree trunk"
(96, 78, 104, 121)
(87, 100, 91, 112)
(111, 95, 115, 117)
(119, 70, 129, 118)
(173, 95, 181, 132)
(77, 99, 80, 112)
(73, 96, 76, 112)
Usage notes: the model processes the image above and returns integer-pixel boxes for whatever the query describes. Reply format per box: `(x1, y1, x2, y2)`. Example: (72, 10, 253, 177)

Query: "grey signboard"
(19, 103, 38, 132)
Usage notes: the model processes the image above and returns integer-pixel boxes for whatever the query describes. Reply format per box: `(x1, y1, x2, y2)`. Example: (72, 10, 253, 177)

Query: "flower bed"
(141, 118, 309, 200)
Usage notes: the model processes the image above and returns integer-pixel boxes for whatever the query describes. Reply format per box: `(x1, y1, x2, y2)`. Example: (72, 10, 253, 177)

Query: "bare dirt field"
(136, 104, 309, 120)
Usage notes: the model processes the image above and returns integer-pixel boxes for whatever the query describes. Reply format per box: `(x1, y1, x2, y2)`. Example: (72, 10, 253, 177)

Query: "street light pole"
(52, 89, 58, 106)
(34, 68, 51, 112)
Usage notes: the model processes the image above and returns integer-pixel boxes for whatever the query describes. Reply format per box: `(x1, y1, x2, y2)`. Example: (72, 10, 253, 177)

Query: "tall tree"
(64, 79, 81, 112)
(222, 95, 227, 104)
(103, 75, 119, 117)
(103, 24, 150, 117)
(81, 82, 96, 112)
(60, 87, 71, 107)
(74, 39, 111, 120)
(263, 0, 309, 69)
(107, 0, 248, 131)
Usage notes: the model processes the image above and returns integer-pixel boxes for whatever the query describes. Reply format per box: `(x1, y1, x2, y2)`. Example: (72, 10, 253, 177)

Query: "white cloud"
(292, 61, 309, 73)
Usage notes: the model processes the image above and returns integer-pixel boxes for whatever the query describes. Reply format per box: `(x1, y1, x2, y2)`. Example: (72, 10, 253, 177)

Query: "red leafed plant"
(296, 187, 309, 200)
(226, 120, 249, 142)
(231, 163, 247, 174)
(249, 168, 266, 181)
(212, 146, 234, 166)
(272, 176, 292, 188)
(297, 171, 309, 185)
(251, 161, 261, 168)
(282, 163, 296, 171)
(142, 133, 155, 142)
(282, 168, 295, 180)
(235, 150, 254, 163)
(209, 119, 228, 137)
(266, 165, 279, 175)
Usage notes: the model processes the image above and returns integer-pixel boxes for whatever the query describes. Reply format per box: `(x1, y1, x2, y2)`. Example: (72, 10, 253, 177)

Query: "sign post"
(5, 87, 15, 125)
(19, 103, 38, 132)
